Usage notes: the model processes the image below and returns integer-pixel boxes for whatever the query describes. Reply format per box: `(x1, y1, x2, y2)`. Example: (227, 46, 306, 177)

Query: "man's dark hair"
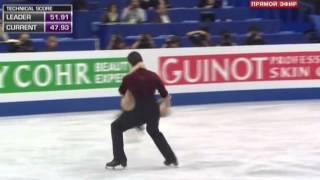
(127, 51, 143, 66)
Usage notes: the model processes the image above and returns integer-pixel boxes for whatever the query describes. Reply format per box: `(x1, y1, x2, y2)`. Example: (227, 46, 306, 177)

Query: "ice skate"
(164, 158, 178, 167)
(105, 159, 127, 169)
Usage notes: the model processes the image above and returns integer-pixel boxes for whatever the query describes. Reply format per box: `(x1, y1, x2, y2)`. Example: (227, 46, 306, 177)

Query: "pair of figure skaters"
(106, 51, 178, 168)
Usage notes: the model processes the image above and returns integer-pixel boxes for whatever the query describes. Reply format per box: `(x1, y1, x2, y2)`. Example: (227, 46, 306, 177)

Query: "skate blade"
(105, 165, 127, 170)
(165, 163, 179, 168)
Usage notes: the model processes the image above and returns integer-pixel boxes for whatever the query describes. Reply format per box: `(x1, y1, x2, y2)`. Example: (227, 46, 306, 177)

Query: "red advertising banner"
(159, 52, 320, 85)
(250, 0, 299, 9)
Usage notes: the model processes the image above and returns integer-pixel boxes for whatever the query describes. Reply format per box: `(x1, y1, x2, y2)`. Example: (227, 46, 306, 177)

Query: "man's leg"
(107, 112, 139, 167)
(146, 117, 177, 165)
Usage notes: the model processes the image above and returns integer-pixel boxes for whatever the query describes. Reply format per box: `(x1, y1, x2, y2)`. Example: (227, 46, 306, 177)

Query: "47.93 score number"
(48, 24, 71, 32)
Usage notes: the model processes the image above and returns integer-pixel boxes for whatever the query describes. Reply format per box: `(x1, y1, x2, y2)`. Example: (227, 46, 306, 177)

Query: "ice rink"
(1, 100, 320, 180)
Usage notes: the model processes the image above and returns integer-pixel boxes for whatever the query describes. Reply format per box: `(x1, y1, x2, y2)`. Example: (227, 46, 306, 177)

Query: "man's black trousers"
(110, 99, 176, 162)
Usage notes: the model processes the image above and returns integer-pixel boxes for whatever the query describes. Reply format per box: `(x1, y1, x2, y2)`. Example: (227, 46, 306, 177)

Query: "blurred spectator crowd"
(99, 0, 266, 50)
(0, 0, 319, 52)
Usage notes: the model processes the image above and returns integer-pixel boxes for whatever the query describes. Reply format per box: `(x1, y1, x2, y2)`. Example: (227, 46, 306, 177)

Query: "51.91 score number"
(48, 13, 71, 21)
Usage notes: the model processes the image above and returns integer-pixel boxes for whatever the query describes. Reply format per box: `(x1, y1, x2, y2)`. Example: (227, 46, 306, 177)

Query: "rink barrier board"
(0, 44, 320, 116)
(0, 88, 319, 117)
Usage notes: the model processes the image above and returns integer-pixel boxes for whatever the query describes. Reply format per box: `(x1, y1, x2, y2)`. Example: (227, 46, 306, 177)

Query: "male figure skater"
(106, 51, 178, 168)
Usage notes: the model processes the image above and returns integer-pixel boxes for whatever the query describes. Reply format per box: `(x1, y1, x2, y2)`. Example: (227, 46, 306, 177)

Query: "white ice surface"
(1, 100, 320, 180)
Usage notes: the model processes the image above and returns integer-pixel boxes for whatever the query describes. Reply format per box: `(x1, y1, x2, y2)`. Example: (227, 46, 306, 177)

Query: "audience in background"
(219, 32, 236, 46)
(9, 33, 36, 52)
(107, 34, 127, 50)
(198, 0, 221, 9)
(72, 0, 87, 11)
(103, 4, 120, 23)
(0, 20, 9, 42)
(245, 27, 265, 45)
(154, 4, 171, 23)
(162, 35, 180, 48)
(187, 27, 212, 47)
(301, 0, 320, 14)
(131, 34, 155, 49)
(305, 30, 320, 43)
(46, 36, 59, 51)
(121, 0, 146, 23)
(140, 0, 170, 9)
(0, 0, 306, 53)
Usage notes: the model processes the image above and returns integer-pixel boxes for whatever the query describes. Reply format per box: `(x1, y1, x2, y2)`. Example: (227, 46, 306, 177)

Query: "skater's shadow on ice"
(128, 165, 179, 172)
(125, 160, 242, 172)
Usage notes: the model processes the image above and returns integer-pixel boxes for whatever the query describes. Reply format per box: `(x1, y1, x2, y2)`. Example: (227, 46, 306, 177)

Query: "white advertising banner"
(0, 43, 319, 103)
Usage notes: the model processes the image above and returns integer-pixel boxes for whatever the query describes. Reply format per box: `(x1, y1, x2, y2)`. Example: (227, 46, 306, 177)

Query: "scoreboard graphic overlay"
(2, 4, 73, 33)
